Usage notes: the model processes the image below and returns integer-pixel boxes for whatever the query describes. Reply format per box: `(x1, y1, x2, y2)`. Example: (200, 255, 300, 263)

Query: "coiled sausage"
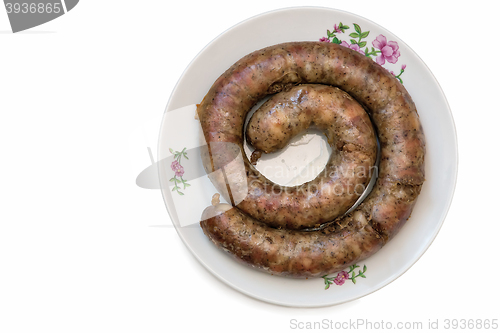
(198, 41, 425, 277)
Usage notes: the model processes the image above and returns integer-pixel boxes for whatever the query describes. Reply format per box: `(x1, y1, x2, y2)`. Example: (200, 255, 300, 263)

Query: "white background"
(0, 1, 498, 332)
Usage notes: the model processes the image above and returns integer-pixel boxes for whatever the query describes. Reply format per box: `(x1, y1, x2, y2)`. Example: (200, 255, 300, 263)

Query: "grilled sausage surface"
(197, 41, 425, 278)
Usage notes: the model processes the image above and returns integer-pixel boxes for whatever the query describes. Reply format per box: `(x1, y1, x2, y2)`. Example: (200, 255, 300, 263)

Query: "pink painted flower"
(319, 37, 330, 42)
(333, 271, 350, 285)
(333, 24, 342, 34)
(372, 35, 400, 65)
(171, 161, 184, 177)
(340, 41, 364, 55)
(333, 276, 345, 286)
(401, 64, 407, 70)
(175, 166, 184, 177)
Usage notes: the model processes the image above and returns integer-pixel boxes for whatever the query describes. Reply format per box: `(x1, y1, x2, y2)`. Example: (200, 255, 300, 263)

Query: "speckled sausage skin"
(198, 42, 425, 277)
(247, 84, 376, 154)
(200, 203, 383, 278)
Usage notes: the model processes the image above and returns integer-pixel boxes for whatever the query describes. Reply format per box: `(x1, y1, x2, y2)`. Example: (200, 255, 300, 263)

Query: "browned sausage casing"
(198, 42, 425, 278)
(201, 203, 383, 278)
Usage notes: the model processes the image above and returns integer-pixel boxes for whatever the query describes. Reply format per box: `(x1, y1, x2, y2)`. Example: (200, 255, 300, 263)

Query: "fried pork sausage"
(197, 41, 425, 277)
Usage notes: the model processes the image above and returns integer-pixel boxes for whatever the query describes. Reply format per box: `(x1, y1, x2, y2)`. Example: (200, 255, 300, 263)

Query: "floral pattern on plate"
(320, 22, 406, 83)
(322, 264, 368, 289)
(169, 147, 191, 195)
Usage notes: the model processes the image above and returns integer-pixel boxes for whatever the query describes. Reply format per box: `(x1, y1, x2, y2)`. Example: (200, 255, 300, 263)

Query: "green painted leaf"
(349, 32, 359, 38)
(350, 39, 357, 45)
(169, 148, 174, 154)
(359, 41, 367, 48)
(353, 23, 361, 34)
(360, 31, 370, 38)
(332, 37, 341, 44)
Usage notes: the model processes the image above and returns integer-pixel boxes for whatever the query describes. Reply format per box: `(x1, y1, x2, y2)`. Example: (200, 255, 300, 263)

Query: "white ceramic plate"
(158, 6, 458, 307)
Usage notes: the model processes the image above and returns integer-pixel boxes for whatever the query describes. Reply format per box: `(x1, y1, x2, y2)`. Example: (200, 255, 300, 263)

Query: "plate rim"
(158, 5, 459, 307)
